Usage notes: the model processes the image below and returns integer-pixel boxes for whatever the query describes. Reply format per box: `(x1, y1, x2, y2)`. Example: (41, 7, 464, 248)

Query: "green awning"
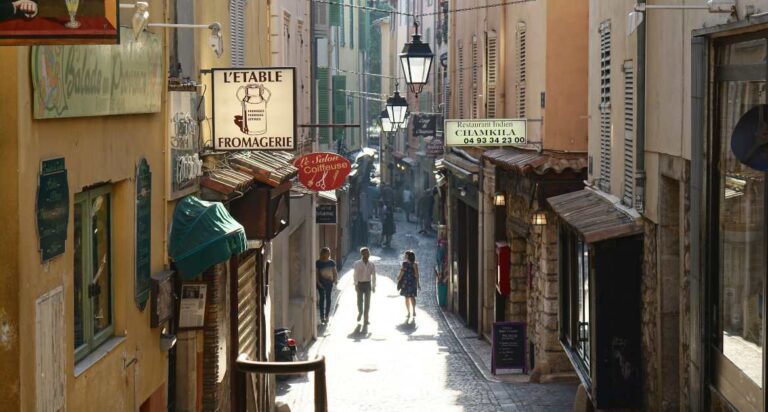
(169, 196, 247, 279)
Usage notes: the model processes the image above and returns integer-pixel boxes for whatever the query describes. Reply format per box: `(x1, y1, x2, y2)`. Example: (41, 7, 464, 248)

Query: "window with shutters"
(622, 61, 635, 207)
(443, 67, 450, 121)
(332, 75, 347, 142)
(329, 1, 341, 27)
(599, 21, 611, 192)
(229, 0, 246, 67)
(339, 3, 345, 47)
(458, 41, 465, 119)
(486, 31, 498, 118)
(516, 22, 527, 118)
(317, 67, 330, 145)
(471, 35, 479, 119)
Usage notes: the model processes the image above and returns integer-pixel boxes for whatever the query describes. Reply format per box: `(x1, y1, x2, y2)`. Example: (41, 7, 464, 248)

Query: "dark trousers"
(356, 281, 371, 321)
(318, 278, 333, 319)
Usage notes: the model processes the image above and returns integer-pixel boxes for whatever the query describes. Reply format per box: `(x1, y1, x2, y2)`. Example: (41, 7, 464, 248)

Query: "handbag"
(397, 275, 404, 291)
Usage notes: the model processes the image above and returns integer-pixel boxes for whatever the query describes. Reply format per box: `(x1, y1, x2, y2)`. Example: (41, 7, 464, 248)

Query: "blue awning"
(169, 196, 247, 279)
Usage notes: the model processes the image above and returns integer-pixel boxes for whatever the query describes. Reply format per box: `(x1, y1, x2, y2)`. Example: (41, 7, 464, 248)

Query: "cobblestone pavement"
(277, 213, 576, 412)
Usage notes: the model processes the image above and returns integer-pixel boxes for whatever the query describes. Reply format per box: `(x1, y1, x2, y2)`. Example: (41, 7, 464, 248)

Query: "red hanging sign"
(294, 152, 352, 192)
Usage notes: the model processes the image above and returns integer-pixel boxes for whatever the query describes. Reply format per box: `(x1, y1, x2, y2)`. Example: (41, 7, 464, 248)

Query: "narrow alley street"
(278, 213, 576, 412)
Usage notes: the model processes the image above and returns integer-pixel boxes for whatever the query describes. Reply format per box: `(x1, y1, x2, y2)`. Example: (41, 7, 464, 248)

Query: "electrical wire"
(312, 0, 537, 19)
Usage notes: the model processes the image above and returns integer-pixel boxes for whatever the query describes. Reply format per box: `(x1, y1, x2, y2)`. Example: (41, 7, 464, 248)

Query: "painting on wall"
(0, 0, 118, 45)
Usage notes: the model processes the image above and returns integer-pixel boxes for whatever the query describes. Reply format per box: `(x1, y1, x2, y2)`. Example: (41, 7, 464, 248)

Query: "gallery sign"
(445, 119, 527, 147)
(31, 28, 162, 119)
(0, 0, 119, 46)
(168, 91, 203, 200)
(212, 67, 296, 151)
(294, 152, 351, 192)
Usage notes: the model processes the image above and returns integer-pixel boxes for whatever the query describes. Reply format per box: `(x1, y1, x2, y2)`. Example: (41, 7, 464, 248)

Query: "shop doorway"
(455, 199, 479, 331)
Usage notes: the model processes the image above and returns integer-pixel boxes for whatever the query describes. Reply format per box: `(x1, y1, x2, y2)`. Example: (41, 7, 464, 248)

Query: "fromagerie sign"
(212, 67, 296, 151)
(445, 119, 527, 147)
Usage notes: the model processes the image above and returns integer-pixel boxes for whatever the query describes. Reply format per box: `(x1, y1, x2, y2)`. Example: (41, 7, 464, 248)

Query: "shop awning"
(483, 148, 587, 176)
(318, 190, 337, 202)
(169, 196, 248, 279)
(547, 189, 643, 243)
(442, 153, 479, 181)
(401, 157, 417, 167)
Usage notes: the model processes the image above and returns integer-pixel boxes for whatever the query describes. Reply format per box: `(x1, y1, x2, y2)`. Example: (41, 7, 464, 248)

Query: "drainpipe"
(636, 0, 646, 213)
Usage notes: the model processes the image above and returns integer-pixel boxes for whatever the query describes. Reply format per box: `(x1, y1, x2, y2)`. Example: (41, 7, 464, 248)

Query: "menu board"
(36, 158, 69, 262)
(491, 321, 527, 375)
(316, 204, 337, 224)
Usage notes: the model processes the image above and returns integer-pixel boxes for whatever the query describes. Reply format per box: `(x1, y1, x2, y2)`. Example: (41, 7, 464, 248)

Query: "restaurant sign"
(212, 67, 296, 151)
(168, 91, 203, 200)
(426, 137, 444, 157)
(294, 152, 351, 192)
(445, 119, 527, 147)
(31, 28, 163, 119)
(413, 114, 437, 137)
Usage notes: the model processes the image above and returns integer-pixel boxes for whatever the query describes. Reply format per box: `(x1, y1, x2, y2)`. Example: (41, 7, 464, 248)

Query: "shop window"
(712, 37, 766, 408)
(74, 186, 113, 363)
(559, 228, 592, 375)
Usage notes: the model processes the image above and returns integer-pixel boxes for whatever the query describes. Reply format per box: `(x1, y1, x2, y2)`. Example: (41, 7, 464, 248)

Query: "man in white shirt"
(353, 247, 376, 325)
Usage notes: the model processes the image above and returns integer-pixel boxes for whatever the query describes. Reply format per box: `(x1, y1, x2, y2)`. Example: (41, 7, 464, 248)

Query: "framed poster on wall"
(178, 282, 207, 330)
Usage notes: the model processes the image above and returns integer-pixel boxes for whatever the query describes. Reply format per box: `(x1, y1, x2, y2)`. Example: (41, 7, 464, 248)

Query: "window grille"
(471, 35, 479, 118)
(517, 22, 527, 118)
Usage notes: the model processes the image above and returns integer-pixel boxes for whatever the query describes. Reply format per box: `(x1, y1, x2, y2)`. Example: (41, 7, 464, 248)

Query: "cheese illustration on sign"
(212, 68, 296, 151)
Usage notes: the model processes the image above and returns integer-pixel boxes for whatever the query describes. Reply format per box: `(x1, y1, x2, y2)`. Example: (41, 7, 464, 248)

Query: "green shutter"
(329, 2, 341, 27)
(317, 68, 330, 145)
(332, 75, 347, 142)
(349, 0, 354, 49)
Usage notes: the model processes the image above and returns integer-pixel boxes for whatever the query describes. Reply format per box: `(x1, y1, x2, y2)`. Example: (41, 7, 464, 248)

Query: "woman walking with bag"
(396, 250, 420, 319)
(316, 247, 338, 324)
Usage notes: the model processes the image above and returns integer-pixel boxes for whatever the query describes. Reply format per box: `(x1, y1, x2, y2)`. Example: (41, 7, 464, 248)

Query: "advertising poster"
(178, 283, 207, 329)
(0, 0, 119, 45)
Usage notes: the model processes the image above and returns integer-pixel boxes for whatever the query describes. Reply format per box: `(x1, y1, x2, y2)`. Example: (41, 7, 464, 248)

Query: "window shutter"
(329, 2, 341, 27)
(332, 75, 347, 142)
(486, 31, 498, 118)
(317, 67, 330, 145)
(599, 21, 612, 192)
(444, 70, 450, 120)
(458, 41, 465, 118)
(348, 0, 354, 49)
(229, 0, 246, 67)
(516, 22, 527, 118)
(471, 35, 479, 119)
(622, 61, 635, 207)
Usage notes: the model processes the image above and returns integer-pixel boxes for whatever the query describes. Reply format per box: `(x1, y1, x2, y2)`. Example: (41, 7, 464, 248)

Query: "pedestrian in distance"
(382, 204, 396, 247)
(402, 187, 414, 223)
(396, 250, 421, 319)
(316, 247, 338, 325)
(353, 247, 377, 325)
(417, 190, 431, 234)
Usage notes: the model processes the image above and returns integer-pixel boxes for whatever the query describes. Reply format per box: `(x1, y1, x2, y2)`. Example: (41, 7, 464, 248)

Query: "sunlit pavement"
(277, 213, 576, 412)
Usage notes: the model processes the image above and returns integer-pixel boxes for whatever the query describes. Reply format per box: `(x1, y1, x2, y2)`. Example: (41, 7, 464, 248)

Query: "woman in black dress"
(396, 250, 420, 319)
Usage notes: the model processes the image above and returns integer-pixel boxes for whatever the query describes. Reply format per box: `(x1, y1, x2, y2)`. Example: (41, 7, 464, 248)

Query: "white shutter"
(486, 31, 498, 118)
(516, 23, 527, 118)
(471, 35, 479, 119)
(458, 41, 465, 119)
(229, 0, 246, 67)
(599, 21, 611, 192)
(622, 61, 635, 207)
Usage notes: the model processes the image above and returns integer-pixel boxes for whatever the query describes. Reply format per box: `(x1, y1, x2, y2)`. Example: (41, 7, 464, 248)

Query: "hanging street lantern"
(386, 87, 409, 127)
(380, 109, 397, 133)
(400, 21, 434, 97)
(398, 112, 410, 129)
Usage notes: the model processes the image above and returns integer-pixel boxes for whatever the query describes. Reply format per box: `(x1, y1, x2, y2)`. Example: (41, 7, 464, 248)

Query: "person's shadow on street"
(347, 324, 371, 341)
(396, 319, 417, 335)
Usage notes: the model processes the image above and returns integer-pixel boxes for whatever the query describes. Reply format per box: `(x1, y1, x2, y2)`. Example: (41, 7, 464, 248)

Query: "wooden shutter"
(348, 0, 354, 49)
(622, 61, 635, 207)
(516, 22, 527, 118)
(229, 0, 246, 67)
(486, 31, 498, 118)
(317, 67, 330, 145)
(599, 21, 612, 192)
(332, 75, 347, 142)
(36, 287, 65, 412)
(329, 1, 341, 27)
(471, 35, 479, 119)
(458, 41, 465, 118)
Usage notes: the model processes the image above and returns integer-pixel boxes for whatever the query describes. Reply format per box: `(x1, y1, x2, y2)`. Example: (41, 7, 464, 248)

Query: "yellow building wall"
(2, 1, 171, 410)
(544, 0, 588, 152)
(0, 46, 21, 411)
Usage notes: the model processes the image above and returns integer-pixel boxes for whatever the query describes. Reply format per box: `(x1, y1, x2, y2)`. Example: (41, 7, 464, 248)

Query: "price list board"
(491, 321, 527, 375)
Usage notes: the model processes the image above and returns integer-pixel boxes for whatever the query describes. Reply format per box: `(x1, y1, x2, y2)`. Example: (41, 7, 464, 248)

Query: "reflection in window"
(74, 187, 113, 363)
(718, 73, 764, 387)
(576, 239, 591, 370)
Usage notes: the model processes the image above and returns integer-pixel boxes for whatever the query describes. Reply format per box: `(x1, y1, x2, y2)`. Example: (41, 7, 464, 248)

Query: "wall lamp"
(120, 2, 224, 57)
(493, 191, 506, 207)
(627, 0, 735, 36)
